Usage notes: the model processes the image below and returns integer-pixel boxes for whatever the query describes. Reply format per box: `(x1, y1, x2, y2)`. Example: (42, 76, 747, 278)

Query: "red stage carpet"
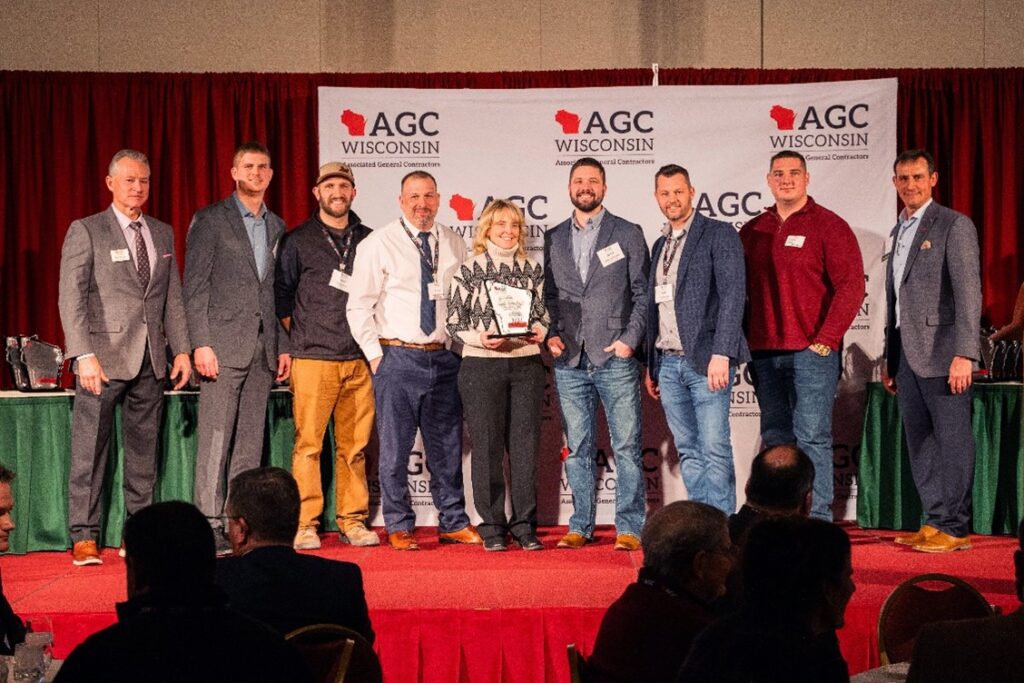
(2, 525, 1018, 682)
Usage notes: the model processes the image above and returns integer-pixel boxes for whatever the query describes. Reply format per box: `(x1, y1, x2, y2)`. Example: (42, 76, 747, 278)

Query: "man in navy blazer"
(883, 149, 981, 553)
(216, 467, 374, 641)
(185, 142, 291, 555)
(644, 164, 749, 514)
(544, 157, 650, 551)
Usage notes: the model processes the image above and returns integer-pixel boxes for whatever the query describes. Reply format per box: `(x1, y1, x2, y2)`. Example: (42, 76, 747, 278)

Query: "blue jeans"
(553, 352, 644, 538)
(748, 349, 841, 520)
(657, 355, 736, 514)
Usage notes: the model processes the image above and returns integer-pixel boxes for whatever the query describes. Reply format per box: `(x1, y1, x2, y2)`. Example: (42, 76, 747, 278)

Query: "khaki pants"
(290, 357, 375, 531)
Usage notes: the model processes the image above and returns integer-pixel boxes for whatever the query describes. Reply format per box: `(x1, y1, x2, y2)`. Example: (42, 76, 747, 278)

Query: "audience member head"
(1015, 518, 1024, 602)
(123, 501, 215, 598)
(741, 517, 854, 634)
(641, 501, 733, 603)
(745, 444, 814, 516)
(225, 467, 301, 554)
(0, 464, 15, 553)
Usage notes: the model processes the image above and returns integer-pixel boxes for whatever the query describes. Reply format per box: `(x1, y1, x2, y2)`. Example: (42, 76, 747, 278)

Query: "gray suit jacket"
(645, 213, 750, 381)
(58, 208, 189, 381)
(885, 201, 981, 378)
(543, 211, 650, 367)
(183, 195, 287, 370)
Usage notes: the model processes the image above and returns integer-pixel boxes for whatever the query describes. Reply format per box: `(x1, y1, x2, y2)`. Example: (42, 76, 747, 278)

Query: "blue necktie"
(418, 232, 435, 335)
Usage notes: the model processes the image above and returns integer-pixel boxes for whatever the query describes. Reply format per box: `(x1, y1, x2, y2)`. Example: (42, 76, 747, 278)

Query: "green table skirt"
(0, 390, 341, 554)
(856, 381, 1023, 535)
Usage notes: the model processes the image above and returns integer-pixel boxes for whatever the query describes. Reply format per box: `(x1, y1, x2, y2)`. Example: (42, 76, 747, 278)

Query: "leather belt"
(379, 338, 444, 352)
(660, 348, 685, 357)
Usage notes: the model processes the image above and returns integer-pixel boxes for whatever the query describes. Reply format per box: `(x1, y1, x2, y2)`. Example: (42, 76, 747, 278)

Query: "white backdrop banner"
(318, 79, 897, 526)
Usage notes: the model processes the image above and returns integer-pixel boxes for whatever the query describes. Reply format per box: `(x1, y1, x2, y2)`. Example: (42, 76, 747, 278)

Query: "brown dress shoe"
(914, 531, 972, 553)
(614, 534, 641, 551)
(556, 532, 591, 549)
(894, 524, 939, 546)
(438, 524, 483, 545)
(388, 530, 419, 550)
(72, 540, 103, 566)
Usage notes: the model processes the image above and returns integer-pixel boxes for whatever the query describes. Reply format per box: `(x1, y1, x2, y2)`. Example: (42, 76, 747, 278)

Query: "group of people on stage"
(58, 140, 982, 561)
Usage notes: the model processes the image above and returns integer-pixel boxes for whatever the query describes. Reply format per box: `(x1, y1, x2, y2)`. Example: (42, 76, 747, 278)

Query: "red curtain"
(1, 68, 1021, 387)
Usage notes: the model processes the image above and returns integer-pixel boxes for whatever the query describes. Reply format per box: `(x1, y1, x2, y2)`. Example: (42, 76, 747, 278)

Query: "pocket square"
(162, 253, 173, 258)
(920, 240, 932, 250)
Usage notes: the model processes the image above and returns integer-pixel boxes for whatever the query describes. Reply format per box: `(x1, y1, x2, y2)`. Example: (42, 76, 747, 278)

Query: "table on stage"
(857, 381, 1023, 535)
(0, 389, 317, 554)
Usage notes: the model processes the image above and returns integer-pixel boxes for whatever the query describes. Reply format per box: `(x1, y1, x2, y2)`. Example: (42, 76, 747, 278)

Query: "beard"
(571, 190, 603, 213)
(319, 197, 350, 219)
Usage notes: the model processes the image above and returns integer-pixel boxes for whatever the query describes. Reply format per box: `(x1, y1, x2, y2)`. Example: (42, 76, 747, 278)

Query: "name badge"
(111, 248, 131, 262)
(427, 281, 443, 301)
(597, 242, 625, 266)
(654, 283, 674, 303)
(784, 235, 806, 248)
(329, 269, 350, 292)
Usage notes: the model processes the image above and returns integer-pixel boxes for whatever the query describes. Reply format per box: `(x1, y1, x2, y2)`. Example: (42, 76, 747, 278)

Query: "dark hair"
(124, 501, 215, 590)
(654, 164, 692, 187)
(769, 150, 807, 171)
(642, 501, 727, 583)
(401, 170, 437, 191)
(746, 444, 814, 511)
(741, 517, 850, 627)
(226, 467, 300, 544)
(0, 464, 15, 485)
(569, 157, 605, 183)
(894, 149, 936, 175)
(233, 141, 271, 166)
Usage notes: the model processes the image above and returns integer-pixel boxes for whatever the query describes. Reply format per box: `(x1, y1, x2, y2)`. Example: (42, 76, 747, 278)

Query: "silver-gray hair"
(108, 149, 150, 176)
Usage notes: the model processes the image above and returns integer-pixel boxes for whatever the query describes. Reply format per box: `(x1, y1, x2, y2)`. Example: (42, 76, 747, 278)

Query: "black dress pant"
(458, 355, 545, 541)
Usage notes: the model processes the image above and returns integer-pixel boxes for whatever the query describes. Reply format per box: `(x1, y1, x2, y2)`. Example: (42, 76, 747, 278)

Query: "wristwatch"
(810, 343, 831, 357)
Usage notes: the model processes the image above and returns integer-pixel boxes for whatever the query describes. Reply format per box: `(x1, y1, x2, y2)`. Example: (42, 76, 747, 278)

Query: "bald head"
(745, 444, 814, 514)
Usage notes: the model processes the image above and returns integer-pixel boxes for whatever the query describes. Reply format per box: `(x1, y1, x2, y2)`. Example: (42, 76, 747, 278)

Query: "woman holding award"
(446, 199, 549, 551)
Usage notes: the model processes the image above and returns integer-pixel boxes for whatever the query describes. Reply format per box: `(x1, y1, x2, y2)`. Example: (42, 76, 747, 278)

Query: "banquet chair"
(285, 623, 382, 683)
(877, 572, 995, 665)
(567, 643, 592, 683)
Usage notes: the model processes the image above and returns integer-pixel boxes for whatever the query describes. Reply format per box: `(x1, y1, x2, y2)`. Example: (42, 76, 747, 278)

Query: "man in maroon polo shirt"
(740, 150, 864, 521)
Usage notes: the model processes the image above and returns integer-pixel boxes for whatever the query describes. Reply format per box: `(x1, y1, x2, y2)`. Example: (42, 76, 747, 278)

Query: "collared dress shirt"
(570, 208, 605, 282)
(232, 193, 269, 281)
(346, 217, 468, 362)
(655, 212, 696, 352)
(111, 204, 157, 277)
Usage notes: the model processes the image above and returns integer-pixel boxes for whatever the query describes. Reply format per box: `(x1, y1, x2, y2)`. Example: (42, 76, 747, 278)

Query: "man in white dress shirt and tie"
(346, 171, 481, 551)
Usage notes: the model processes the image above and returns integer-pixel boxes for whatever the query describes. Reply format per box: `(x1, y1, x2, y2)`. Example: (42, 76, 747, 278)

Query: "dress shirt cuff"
(362, 341, 383, 363)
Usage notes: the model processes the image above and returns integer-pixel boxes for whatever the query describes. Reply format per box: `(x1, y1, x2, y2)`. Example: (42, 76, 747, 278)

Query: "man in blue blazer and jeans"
(544, 157, 650, 551)
(644, 164, 749, 515)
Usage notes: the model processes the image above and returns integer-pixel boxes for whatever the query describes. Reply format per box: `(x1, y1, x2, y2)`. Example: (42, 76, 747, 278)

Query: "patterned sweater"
(446, 241, 549, 359)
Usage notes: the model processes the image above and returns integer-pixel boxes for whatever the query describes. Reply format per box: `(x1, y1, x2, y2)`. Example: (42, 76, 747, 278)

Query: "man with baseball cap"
(275, 162, 378, 549)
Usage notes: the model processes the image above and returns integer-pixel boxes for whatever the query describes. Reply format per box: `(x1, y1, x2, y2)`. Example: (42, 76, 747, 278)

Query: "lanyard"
(320, 226, 354, 271)
(660, 231, 686, 283)
(400, 218, 439, 278)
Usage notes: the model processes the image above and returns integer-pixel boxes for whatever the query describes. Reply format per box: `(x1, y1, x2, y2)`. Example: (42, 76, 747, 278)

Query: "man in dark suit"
(185, 142, 291, 555)
(884, 149, 981, 553)
(58, 149, 191, 566)
(215, 467, 374, 641)
(544, 157, 650, 551)
(906, 518, 1024, 682)
(644, 164, 749, 515)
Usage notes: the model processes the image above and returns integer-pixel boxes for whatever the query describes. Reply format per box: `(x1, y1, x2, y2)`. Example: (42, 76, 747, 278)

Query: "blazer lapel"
(224, 198, 260, 279)
(900, 204, 937, 285)
(105, 208, 145, 294)
(583, 213, 616, 290)
(674, 213, 706, 291)
(145, 218, 170, 296)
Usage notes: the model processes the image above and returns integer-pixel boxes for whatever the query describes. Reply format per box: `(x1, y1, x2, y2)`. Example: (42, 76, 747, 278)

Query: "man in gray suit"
(884, 149, 981, 553)
(544, 157, 650, 551)
(59, 149, 191, 566)
(184, 141, 291, 555)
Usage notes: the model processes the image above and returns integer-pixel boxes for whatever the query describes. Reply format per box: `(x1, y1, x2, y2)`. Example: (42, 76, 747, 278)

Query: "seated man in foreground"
(215, 467, 374, 641)
(589, 501, 733, 682)
(55, 501, 311, 683)
(906, 517, 1024, 682)
(0, 464, 25, 654)
(728, 444, 813, 545)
